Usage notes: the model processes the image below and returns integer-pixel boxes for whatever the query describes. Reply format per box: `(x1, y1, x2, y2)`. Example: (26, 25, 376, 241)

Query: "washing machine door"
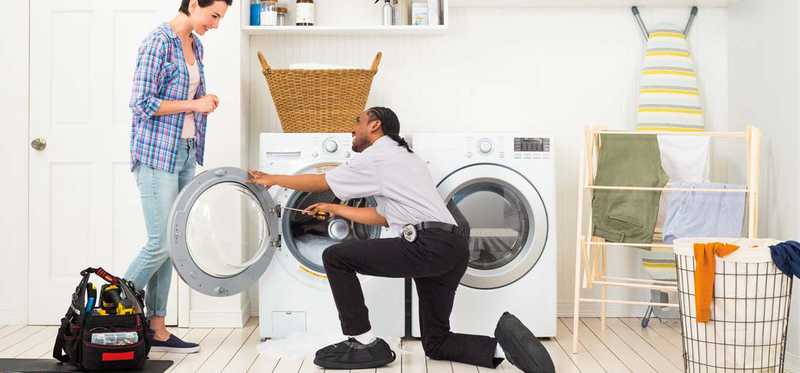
(168, 167, 280, 297)
(438, 164, 548, 289)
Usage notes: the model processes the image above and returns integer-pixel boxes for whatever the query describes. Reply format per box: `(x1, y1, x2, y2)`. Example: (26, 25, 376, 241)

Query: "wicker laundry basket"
(674, 238, 794, 373)
(257, 51, 382, 133)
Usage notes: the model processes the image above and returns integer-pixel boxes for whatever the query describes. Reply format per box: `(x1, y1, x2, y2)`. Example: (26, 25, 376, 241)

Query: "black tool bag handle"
(53, 267, 145, 363)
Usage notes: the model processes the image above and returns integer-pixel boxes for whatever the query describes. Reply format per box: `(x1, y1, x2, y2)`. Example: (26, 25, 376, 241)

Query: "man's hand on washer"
(248, 170, 276, 187)
(247, 171, 331, 193)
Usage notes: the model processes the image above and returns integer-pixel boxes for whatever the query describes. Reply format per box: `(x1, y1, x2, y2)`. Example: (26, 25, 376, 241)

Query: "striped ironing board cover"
(637, 25, 704, 132)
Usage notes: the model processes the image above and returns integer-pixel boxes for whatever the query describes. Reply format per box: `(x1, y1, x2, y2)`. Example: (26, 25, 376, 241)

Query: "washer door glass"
(439, 164, 548, 289)
(169, 167, 280, 297)
(453, 181, 530, 270)
(282, 191, 382, 274)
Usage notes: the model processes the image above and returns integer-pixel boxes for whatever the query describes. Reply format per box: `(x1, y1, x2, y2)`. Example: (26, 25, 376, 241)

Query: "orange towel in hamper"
(693, 242, 739, 322)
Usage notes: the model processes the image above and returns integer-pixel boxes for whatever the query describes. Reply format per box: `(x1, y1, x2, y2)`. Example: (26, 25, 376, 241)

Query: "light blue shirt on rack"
(662, 181, 746, 244)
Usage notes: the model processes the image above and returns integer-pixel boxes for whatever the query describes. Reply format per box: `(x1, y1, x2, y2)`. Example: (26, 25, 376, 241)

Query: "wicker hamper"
(257, 51, 382, 133)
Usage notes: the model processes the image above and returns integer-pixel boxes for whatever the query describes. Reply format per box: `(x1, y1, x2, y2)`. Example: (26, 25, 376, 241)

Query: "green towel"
(592, 134, 668, 244)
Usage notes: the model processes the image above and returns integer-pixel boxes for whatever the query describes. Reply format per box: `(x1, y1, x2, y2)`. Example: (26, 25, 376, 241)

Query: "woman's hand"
(191, 94, 219, 113)
(248, 170, 275, 187)
(304, 203, 342, 219)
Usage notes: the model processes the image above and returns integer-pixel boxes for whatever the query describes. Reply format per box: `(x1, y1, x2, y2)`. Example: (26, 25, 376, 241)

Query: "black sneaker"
(495, 312, 555, 373)
(148, 333, 201, 354)
(313, 337, 396, 369)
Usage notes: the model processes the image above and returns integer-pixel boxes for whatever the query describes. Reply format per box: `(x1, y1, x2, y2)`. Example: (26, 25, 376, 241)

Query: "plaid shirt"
(130, 23, 207, 173)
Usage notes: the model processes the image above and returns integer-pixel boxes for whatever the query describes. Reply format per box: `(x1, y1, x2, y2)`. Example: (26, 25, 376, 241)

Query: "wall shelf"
(242, 25, 448, 36)
(449, 0, 735, 7)
(243, 0, 449, 36)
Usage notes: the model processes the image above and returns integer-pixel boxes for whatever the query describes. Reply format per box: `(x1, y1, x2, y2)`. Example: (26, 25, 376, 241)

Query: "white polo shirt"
(325, 136, 456, 236)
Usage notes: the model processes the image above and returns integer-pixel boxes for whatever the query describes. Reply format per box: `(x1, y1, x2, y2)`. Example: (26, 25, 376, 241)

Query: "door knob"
(31, 138, 47, 151)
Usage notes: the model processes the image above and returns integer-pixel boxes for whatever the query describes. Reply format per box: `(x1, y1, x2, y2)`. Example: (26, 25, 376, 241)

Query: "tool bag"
(53, 267, 150, 371)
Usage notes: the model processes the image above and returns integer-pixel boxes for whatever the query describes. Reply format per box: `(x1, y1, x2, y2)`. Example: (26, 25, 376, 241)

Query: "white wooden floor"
(0, 318, 795, 373)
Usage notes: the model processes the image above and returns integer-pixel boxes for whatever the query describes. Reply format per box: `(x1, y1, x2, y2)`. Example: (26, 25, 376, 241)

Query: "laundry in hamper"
(770, 240, 800, 278)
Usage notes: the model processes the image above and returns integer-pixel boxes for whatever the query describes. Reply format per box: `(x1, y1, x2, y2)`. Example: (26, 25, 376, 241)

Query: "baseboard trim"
(250, 302, 647, 319)
(557, 301, 652, 318)
(0, 310, 25, 325)
(189, 309, 249, 328)
(786, 352, 800, 372)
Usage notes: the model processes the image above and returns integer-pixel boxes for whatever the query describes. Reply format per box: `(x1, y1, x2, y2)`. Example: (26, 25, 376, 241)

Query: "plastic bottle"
(250, 0, 261, 26)
(411, 0, 428, 26)
(383, 0, 394, 26)
(393, 0, 410, 25)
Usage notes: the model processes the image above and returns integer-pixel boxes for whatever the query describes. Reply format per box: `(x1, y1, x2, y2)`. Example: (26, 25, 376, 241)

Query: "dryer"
(412, 133, 557, 337)
(166, 133, 404, 340)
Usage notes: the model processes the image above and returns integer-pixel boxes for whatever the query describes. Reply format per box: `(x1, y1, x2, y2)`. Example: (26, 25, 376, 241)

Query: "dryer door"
(438, 164, 549, 289)
(168, 167, 280, 297)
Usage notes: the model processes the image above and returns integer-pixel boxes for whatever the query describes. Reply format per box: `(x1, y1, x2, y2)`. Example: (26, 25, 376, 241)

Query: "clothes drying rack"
(570, 126, 762, 354)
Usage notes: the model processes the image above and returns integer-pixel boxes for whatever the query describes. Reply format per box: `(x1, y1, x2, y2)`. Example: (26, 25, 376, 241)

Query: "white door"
(28, 0, 179, 325)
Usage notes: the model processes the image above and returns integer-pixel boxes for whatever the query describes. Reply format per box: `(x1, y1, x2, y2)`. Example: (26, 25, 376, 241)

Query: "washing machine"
(411, 133, 557, 337)
(166, 133, 404, 340)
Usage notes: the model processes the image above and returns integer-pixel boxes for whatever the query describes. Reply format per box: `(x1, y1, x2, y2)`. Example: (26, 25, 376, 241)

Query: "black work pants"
(322, 229, 500, 368)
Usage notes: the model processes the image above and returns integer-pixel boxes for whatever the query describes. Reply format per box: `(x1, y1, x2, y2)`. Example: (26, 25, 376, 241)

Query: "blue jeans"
(126, 139, 196, 317)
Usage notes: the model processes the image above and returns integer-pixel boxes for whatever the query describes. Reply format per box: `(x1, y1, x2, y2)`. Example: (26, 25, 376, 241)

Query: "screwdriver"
(283, 207, 331, 220)
(86, 283, 97, 313)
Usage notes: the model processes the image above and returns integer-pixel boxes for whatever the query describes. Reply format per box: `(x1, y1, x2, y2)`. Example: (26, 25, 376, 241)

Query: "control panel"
(464, 136, 552, 160)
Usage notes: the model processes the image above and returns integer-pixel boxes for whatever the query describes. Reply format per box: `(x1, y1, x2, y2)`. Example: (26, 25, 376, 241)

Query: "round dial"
(323, 139, 339, 153)
(478, 139, 493, 154)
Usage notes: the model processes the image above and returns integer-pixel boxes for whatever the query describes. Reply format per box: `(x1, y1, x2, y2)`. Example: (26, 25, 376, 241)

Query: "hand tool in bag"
(85, 283, 97, 313)
(99, 284, 135, 316)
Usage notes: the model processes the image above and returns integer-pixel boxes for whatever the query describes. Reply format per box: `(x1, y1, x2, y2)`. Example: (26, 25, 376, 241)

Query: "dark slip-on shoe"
(495, 312, 555, 373)
(313, 337, 396, 370)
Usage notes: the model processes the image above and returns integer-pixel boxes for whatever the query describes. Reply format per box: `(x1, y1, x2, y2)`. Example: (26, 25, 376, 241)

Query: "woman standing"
(127, 0, 230, 353)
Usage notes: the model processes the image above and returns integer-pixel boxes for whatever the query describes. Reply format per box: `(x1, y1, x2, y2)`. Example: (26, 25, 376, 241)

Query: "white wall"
(728, 0, 800, 369)
(0, 0, 29, 325)
(246, 5, 731, 317)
